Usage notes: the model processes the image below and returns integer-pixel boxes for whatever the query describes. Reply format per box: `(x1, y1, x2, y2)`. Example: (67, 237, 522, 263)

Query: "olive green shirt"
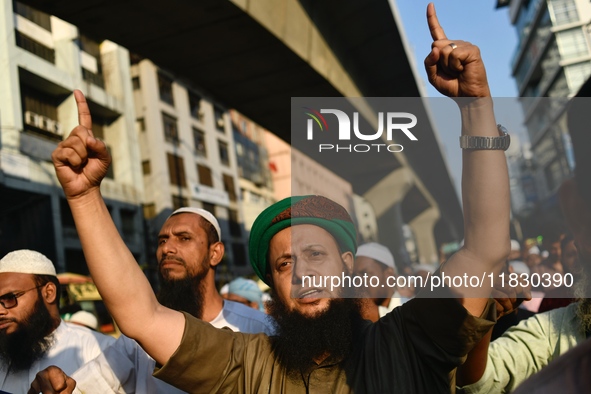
(155, 292, 495, 393)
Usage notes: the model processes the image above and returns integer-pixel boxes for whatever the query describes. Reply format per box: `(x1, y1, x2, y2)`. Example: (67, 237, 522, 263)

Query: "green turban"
(249, 195, 357, 285)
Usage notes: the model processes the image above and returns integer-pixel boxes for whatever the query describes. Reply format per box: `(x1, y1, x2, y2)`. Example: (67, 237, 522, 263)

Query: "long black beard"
(268, 294, 364, 378)
(156, 271, 207, 319)
(0, 294, 56, 371)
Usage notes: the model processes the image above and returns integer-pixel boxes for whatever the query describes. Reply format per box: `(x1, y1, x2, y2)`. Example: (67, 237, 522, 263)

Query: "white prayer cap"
(356, 242, 396, 273)
(69, 310, 98, 330)
(528, 246, 540, 255)
(509, 260, 530, 275)
(414, 264, 437, 274)
(169, 207, 221, 241)
(0, 249, 56, 276)
(510, 240, 521, 251)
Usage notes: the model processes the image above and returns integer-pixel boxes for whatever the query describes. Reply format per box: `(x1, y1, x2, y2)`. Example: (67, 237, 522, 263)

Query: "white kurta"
(71, 300, 275, 393)
(0, 320, 116, 393)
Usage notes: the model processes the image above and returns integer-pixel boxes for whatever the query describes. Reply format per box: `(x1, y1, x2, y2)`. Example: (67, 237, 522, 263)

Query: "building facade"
(500, 0, 591, 231)
(230, 110, 274, 232)
(0, 1, 146, 272)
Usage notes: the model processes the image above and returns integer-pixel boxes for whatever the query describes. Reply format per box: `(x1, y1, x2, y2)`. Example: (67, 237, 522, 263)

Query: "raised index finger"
(427, 3, 447, 41)
(74, 90, 92, 131)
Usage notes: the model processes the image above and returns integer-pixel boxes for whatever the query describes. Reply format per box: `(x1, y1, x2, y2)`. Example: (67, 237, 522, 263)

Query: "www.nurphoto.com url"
(302, 272, 574, 292)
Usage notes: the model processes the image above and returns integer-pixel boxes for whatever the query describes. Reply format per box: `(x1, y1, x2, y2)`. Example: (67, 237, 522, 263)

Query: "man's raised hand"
(424, 3, 490, 98)
(52, 90, 111, 200)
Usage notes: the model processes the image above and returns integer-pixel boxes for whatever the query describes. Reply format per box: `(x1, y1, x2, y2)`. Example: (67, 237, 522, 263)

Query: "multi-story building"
(230, 110, 274, 232)
(0, 1, 146, 272)
(130, 59, 249, 279)
(498, 0, 591, 231)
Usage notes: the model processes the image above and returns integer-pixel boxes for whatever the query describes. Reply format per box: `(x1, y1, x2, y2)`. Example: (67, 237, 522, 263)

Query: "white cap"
(68, 310, 98, 330)
(510, 240, 521, 251)
(220, 283, 229, 295)
(528, 246, 540, 255)
(356, 242, 396, 273)
(169, 207, 221, 241)
(414, 263, 437, 274)
(0, 249, 56, 276)
(509, 260, 530, 275)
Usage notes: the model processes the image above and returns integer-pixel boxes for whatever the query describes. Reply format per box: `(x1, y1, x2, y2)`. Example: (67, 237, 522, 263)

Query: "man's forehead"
(354, 255, 382, 267)
(272, 225, 338, 249)
(0, 272, 35, 291)
(160, 214, 201, 232)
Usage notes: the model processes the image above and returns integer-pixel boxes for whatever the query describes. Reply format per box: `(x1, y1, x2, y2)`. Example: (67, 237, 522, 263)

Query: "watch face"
(497, 124, 508, 134)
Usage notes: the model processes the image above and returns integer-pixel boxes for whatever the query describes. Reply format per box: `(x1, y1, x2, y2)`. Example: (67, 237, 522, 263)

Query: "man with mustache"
(0, 249, 114, 393)
(47, 4, 510, 393)
(33, 208, 274, 393)
(353, 242, 402, 322)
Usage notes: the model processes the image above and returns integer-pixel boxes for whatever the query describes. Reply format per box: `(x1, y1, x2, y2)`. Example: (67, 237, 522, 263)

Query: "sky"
(394, 0, 519, 98)
(393, 0, 526, 199)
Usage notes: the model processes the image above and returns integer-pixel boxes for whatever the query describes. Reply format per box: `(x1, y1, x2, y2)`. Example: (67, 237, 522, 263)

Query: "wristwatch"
(459, 124, 511, 150)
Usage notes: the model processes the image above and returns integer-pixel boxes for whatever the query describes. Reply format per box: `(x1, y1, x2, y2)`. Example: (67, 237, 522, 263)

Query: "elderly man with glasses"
(0, 249, 115, 393)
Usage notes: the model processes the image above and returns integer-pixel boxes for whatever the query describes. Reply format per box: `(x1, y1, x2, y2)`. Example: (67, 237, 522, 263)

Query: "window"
(214, 107, 225, 133)
(65, 249, 88, 275)
(142, 160, 151, 175)
(105, 146, 114, 180)
(228, 209, 241, 237)
(218, 140, 230, 166)
(556, 28, 588, 60)
(121, 209, 136, 242)
(137, 117, 145, 132)
(197, 164, 213, 187)
(162, 113, 179, 144)
(202, 202, 216, 215)
(565, 62, 591, 93)
(231, 243, 247, 266)
(193, 128, 207, 157)
(189, 92, 202, 120)
(158, 72, 174, 105)
(132, 77, 141, 90)
(143, 203, 156, 219)
(548, 0, 578, 25)
(21, 85, 61, 140)
(172, 195, 188, 210)
(167, 153, 186, 187)
(14, 1, 51, 30)
(15, 32, 55, 63)
(222, 174, 237, 202)
(79, 35, 105, 88)
(22, 87, 57, 120)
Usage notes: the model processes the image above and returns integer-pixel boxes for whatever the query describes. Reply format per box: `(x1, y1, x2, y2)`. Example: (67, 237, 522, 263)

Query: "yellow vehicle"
(57, 272, 120, 337)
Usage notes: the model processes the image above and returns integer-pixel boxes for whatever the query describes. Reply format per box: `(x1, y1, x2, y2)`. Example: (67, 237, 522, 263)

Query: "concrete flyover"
(20, 0, 464, 265)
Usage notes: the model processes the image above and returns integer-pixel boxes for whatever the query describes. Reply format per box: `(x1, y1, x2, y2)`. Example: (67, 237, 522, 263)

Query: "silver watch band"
(459, 124, 511, 150)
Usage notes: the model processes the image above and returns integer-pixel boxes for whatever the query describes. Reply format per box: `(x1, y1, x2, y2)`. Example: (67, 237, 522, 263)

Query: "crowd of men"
(2, 3, 591, 393)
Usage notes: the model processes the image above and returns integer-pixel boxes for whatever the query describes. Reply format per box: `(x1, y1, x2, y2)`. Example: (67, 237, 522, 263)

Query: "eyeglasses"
(0, 285, 45, 310)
